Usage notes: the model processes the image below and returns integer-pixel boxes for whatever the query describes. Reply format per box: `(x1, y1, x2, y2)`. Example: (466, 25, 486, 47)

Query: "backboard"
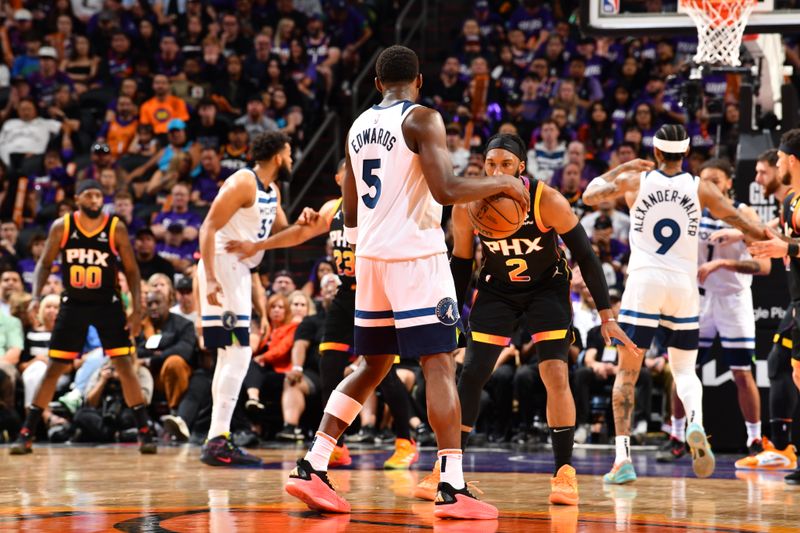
(581, 0, 800, 36)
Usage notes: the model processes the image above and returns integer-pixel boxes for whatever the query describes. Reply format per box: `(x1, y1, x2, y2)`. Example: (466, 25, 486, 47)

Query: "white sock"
(668, 348, 703, 427)
(208, 345, 252, 440)
(438, 449, 465, 490)
(746, 421, 762, 446)
(304, 431, 337, 471)
(615, 435, 631, 465)
(671, 416, 686, 442)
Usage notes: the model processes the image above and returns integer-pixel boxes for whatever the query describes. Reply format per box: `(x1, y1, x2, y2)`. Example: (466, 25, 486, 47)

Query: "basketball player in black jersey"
(226, 159, 419, 469)
(749, 129, 800, 484)
(10, 179, 154, 454)
(415, 133, 641, 505)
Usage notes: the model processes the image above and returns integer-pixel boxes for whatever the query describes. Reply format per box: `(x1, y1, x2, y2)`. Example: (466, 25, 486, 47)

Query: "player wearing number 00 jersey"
(583, 124, 769, 484)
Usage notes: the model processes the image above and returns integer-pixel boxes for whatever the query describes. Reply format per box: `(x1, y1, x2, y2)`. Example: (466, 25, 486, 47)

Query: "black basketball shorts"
(49, 297, 134, 360)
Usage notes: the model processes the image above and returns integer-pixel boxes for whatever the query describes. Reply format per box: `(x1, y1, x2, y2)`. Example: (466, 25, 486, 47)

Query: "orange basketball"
(467, 194, 525, 239)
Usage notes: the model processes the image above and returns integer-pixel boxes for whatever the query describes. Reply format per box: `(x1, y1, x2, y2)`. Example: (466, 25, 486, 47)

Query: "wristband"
(344, 225, 358, 245)
(292, 365, 303, 373)
(790, 243, 799, 257)
(602, 317, 616, 324)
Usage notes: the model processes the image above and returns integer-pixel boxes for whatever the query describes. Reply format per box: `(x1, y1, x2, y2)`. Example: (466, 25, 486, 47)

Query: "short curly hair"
(252, 131, 291, 162)
(376, 45, 419, 84)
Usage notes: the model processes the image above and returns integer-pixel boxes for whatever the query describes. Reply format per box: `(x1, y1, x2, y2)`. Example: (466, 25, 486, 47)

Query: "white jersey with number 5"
(628, 169, 701, 275)
(347, 100, 447, 261)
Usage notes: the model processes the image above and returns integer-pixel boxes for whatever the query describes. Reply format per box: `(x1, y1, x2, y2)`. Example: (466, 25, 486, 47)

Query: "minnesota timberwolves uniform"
(469, 178, 574, 360)
(319, 198, 357, 354)
(349, 100, 459, 357)
(697, 204, 756, 369)
(198, 169, 278, 348)
(49, 212, 133, 359)
(619, 169, 701, 349)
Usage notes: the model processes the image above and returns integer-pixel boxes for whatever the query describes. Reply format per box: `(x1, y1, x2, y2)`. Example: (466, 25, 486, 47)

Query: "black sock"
(550, 426, 575, 475)
(23, 405, 44, 434)
(378, 368, 412, 440)
(771, 418, 792, 450)
(337, 435, 345, 447)
(460, 430, 470, 451)
(132, 404, 150, 430)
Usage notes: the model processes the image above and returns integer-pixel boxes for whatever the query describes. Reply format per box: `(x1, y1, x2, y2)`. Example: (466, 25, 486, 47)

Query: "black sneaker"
(201, 434, 263, 467)
(375, 428, 395, 445)
(786, 467, 800, 485)
(245, 398, 265, 419)
(138, 425, 158, 454)
(656, 436, 687, 463)
(748, 439, 764, 456)
(346, 425, 377, 444)
(276, 424, 305, 442)
(414, 423, 436, 446)
(10, 428, 33, 455)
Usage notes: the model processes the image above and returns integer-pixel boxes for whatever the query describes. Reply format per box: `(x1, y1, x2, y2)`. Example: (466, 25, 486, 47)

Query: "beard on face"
(762, 177, 779, 197)
(276, 162, 292, 182)
(782, 171, 792, 186)
(80, 205, 103, 219)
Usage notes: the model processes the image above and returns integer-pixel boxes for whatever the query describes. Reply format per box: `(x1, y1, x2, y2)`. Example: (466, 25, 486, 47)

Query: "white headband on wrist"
(653, 137, 690, 153)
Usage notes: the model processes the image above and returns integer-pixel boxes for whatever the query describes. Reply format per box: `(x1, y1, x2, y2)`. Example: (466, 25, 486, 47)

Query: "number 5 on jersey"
(361, 159, 381, 208)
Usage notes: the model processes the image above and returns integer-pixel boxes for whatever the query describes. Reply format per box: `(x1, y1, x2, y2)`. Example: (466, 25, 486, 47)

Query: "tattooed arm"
(698, 180, 768, 242)
(698, 204, 771, 282)
(582, 159, 654, 207)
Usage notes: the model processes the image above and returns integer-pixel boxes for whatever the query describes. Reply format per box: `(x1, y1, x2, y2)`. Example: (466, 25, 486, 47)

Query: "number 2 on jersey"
(361, 159, 382, 208)
(505, 258, 531, 282)
(653, 219, 681, 254)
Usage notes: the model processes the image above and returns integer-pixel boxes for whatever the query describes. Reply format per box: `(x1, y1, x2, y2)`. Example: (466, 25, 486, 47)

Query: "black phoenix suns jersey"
(478, 178, 564, 288)
(59, 212, 121, 303)
(329, 198, 356, 291)
(781, 189, 800, 302)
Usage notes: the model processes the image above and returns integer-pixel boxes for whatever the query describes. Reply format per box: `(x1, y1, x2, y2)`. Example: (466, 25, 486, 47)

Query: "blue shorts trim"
(354, 325, 399, 356)
(620, 309, 699, 324)
(394, 307, 436, 320)
(355, 310, 394, 319)
(203, 326, 249, 349)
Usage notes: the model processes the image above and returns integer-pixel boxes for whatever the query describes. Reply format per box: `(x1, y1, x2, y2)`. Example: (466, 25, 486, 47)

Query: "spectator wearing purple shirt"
(157, 223, 196, 273)
(508, 29, 535, 72)
(566, 56, 603, 109)
(473, 0, 504, 42)
(152, 183, 202, 243)
(507, 0, 554, 40)
(98, 31, 135, 88)
(27, 47, 74, 109)
(155, 34, 185, 81)
(326, 0, 373, 76)
(192, 147, 235, 206)
(550, 141, 601, 192)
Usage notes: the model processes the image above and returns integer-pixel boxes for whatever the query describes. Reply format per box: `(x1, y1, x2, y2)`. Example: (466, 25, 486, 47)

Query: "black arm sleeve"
(560, 224, 611, 312)
(450, 255, 473, 310)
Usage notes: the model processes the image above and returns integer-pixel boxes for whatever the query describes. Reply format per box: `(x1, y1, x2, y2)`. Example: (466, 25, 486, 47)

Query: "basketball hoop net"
(680, 0, 757, 66)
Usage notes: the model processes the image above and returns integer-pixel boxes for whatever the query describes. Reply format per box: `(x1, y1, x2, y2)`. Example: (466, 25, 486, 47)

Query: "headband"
(485, 134, 526, 162)
(653, 136, 690, 154)
(779, 144, 800, 159)
(76, 179, 102, 195)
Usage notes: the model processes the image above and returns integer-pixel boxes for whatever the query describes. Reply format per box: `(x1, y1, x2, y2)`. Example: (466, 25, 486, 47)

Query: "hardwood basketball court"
(2, 444, 799, 532)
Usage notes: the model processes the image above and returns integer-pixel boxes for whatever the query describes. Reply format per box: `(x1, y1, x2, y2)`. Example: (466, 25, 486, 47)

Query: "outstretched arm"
(698, 205, 770, 282)
(699, 180, 768, 242)
(582, 159, 654, 206)
(403, 107, 529, 211)
(539, 185, 638, 352)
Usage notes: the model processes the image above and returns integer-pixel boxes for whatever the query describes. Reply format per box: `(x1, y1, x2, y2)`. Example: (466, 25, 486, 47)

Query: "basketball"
(467, 194, 525, 239)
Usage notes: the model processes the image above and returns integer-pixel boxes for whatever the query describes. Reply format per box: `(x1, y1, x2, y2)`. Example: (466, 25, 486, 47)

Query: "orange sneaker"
(735, 437, 797, 470)
(414, 460, 440, 501)
(384, 438, 420, 470)
(549, 465, 579, 505)
(433, 481, 498, 520)
(285, 459, 351, 513)
(329, 444, 352, 468)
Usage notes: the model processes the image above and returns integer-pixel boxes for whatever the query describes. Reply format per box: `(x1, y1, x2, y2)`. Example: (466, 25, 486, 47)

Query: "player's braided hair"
(376, 45, 419, 84)
(654, 124, 689, 162)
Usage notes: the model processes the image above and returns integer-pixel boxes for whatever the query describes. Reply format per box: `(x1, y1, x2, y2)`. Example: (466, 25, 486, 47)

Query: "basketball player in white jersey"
(284, 45, 529, 519)
(694, 159, 770, 461)
(583, 124, 768, 483)
(198, 131, 292, 466)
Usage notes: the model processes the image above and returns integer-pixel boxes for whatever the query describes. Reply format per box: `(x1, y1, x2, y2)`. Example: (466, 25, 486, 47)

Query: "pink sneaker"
(433, 482, 498, 520)
(285, 459, 351, 513)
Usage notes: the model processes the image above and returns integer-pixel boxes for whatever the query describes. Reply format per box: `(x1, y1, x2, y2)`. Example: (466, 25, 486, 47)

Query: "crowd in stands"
(0, 0, 794, 451)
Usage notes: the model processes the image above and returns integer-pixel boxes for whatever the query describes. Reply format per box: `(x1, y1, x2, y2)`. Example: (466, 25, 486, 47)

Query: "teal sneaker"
(686, 422, 715, 478)
(603, 460, 637, 484)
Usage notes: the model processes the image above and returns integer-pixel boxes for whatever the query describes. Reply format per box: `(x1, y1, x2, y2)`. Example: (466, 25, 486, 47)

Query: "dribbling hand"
(206, 278, 224, 307)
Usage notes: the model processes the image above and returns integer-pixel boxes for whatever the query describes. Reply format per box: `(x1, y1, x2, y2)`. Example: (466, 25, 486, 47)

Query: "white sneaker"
(162, 415, 190, 442)
(574, 424, 590, 444)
